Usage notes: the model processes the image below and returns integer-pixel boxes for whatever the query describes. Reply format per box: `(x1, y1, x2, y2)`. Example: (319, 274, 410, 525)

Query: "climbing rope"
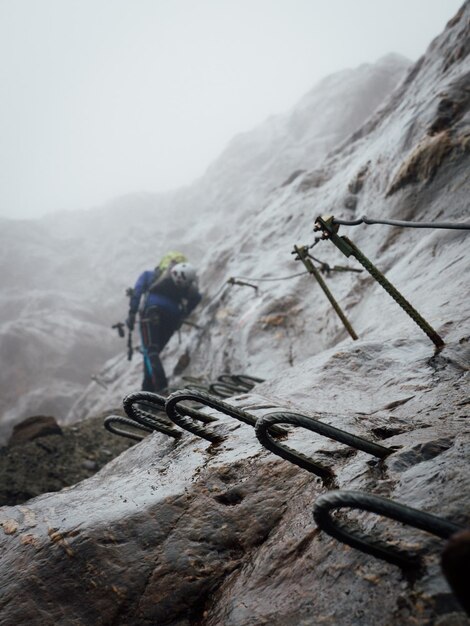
(255, 412, 392, 481)
(332, 215, 470, 230)
(314, 215, 445, 348)
(313, 490, 464, 569)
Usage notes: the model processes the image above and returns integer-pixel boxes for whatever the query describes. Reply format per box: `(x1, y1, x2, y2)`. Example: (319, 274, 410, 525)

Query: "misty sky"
(0, 0, 464, 219)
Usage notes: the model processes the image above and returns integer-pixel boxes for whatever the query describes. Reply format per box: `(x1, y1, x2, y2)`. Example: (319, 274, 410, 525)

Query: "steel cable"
(313, 490, 464, 568)
(232, 271, 309, 282)
(255, 412, 393, 481)
(332, 215, 470, 230)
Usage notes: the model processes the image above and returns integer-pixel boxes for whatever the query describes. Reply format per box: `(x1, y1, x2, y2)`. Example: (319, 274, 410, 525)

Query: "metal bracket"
(313, 214, 444, 348)
(292, 244, 358, 341)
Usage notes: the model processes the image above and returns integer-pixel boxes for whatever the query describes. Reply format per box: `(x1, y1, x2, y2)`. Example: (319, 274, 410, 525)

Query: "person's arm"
(183, 285, 202, 317)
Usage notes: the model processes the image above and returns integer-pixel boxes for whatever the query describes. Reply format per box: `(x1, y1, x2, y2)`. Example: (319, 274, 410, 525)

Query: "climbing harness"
(314, 215, 445, 348)
(255, 412, 392, 481)
(292, 244, 358, 341)
(331, 215, 470, 230)
(313, 489, 464, 569)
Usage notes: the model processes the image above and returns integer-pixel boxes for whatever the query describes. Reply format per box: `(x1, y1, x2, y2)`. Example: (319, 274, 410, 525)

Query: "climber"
(126, 252, 202, 394)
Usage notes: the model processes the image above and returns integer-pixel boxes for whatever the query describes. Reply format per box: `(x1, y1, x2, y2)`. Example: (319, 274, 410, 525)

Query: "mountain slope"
(0, 53, 410, 436)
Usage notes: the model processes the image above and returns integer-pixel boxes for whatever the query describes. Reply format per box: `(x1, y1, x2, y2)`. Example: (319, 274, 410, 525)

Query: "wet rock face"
(0, 413, 134, 506)
(8, 415, 63, 445)
(0, 4, 469, 626)
(0, 448, 307, 626)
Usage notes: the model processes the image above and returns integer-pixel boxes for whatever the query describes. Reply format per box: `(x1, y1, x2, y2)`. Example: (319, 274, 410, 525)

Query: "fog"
(0, 0, 463, 219)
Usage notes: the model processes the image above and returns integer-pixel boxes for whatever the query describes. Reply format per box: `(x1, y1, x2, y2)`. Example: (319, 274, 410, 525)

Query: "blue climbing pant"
(139, 306, 179, 392)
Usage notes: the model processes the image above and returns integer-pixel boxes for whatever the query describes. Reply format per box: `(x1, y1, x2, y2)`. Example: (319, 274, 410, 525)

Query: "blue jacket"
(129, 270, 201, 320)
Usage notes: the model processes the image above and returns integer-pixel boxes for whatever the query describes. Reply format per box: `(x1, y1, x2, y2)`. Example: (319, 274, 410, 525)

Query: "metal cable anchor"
(314, 215, 444, 349)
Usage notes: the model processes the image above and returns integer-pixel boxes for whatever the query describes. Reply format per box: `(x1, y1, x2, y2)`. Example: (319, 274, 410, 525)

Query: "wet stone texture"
(0, 4, 469, 626)
(0, 351, 468, 626)
(0, 412, 134, 506)
(0, 442, 308, 626)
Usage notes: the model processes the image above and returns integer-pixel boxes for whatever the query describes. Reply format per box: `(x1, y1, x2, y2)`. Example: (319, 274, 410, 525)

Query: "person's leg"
(139, 319, 155, 391)
(146, 314, 177, 392)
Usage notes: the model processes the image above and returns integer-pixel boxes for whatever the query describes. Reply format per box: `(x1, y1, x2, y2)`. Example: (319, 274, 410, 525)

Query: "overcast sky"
(0, 0, 464, 219)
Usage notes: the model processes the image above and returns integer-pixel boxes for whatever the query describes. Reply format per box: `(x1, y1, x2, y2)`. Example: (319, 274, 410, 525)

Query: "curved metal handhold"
(208, 373, 265, 397)
(184, 382, 212, 394)
(217, 373, 264, 389)
(232, 374, 264, 387)
(165, 389, 260, 442)
(123, 391, 183, 438)
(104, 415, 152, 441)
(216, 374, 240, 386)
(255, 412, 392, 480)
(165, 389, 285, 443)
(313, 490, 464, 568)
(209, 382, 241, 398)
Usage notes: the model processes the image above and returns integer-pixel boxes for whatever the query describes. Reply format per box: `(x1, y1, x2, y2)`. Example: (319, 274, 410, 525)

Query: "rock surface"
(0, 3, 469, 626)
(0, 412, 134, 506)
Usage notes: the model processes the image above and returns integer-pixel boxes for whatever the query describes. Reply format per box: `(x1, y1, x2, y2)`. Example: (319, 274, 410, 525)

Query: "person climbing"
(126, 251, 201, 393)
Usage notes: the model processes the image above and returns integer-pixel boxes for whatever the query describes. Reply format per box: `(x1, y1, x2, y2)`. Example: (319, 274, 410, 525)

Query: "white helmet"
(170, 262, 197, 288)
